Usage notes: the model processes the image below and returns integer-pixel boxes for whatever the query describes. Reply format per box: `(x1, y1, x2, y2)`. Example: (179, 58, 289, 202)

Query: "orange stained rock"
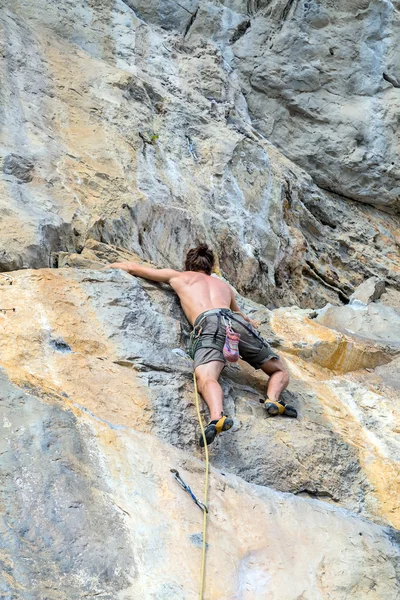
(304, 377, 400, 528)
(0, 269, 152, 432)
(289, 350, 400, 528)
(241, 345, 400, 528)
(270, 310, 392, 374)
(89, 415, 399, 600)
(387, 252, 400, 264)
(41, 39, 139, 218)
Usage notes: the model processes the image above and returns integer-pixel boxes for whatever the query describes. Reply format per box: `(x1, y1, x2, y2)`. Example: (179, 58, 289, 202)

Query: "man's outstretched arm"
(106, 262, 179, 283)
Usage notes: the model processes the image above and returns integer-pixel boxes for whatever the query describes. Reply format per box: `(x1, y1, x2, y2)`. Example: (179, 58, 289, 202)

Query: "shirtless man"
(107, 244, 296, 446)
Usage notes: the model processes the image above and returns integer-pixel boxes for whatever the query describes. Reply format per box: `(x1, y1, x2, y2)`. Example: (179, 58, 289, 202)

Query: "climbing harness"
(170, 469, 208, 513)
(189, 308, 270, 364)
(194, 371, 209, 600)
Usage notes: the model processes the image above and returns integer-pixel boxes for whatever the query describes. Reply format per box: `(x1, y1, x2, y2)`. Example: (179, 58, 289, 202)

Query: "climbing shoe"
(262, 398, 297, 418)
(199, 415, 234, 447)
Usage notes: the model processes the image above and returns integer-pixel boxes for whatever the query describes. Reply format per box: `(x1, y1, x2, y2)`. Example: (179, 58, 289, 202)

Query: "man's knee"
(196, 374, 218, 394)
(195, 361, 224, 392)
(276, 360, 290, 382)
(261, 358, 289, 381)
(281, 366, 290, 385)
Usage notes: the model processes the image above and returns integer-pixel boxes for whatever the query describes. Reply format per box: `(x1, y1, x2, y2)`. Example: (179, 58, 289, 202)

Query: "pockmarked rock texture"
(0, 265, 399, 599)
(0, 0, 400, 309)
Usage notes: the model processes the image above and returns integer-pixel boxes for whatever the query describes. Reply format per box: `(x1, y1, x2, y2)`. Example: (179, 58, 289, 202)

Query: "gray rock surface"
(0, 0, 399, 310)
(2, 153, 34, 182)
(0, 369, 135, 599)
(350, 276, 386, 305)
(316, 298, 400, 349)
(0, 1, 400, 597)
(233, 0, 400, 211)
(127, 0, 400, 209)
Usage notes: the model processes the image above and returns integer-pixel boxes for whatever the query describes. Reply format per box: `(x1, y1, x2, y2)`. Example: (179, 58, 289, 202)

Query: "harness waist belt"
(193, 308, 232, 328)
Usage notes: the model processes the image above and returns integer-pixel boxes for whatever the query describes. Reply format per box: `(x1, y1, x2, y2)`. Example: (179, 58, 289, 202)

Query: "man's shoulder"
(167, 269, 187, 285)
(209, 274, 231, 288)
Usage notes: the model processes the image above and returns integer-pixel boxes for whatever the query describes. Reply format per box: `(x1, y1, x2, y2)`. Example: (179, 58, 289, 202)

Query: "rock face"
(0, 265, 400, 598)
(0, 0, 400, 309)
(350, 276, 386, 305)
(316, 285, 400, 349)
(0, 0, 400, 598)
(0, 366, 398, 600)
(233, 0, 400, 211)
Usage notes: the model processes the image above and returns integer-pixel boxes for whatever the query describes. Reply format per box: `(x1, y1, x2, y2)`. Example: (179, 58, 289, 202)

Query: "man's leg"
(194, 360, 225, 421)
(260, 357, 297, 417)
(260, 358, 289, 401)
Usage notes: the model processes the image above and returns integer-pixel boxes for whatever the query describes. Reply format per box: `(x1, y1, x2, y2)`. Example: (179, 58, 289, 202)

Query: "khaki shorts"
(189, 309, 279, 370)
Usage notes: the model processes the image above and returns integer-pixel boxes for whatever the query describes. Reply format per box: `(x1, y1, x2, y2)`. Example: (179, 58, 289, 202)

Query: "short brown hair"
(184, 244, 214, 275)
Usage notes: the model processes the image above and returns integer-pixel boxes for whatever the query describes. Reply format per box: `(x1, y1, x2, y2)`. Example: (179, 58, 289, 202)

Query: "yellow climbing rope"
(193, 371, 209, 600)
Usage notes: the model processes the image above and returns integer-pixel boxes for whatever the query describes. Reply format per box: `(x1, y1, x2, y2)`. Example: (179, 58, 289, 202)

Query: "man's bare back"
(105, 262, 240, 326)
(169, 271, 235, 325)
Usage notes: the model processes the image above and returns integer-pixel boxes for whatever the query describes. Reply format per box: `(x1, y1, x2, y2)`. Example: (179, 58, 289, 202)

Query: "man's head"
(184, 244, 214, 275)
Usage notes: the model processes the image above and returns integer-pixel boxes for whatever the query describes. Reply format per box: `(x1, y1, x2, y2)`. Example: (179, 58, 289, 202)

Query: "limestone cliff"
(0, 1, 400, 599)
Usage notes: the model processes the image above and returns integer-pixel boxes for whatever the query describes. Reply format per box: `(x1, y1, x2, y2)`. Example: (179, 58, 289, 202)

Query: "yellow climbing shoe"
(263, 398, 297, 418)
(199, 415, 233, 447)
